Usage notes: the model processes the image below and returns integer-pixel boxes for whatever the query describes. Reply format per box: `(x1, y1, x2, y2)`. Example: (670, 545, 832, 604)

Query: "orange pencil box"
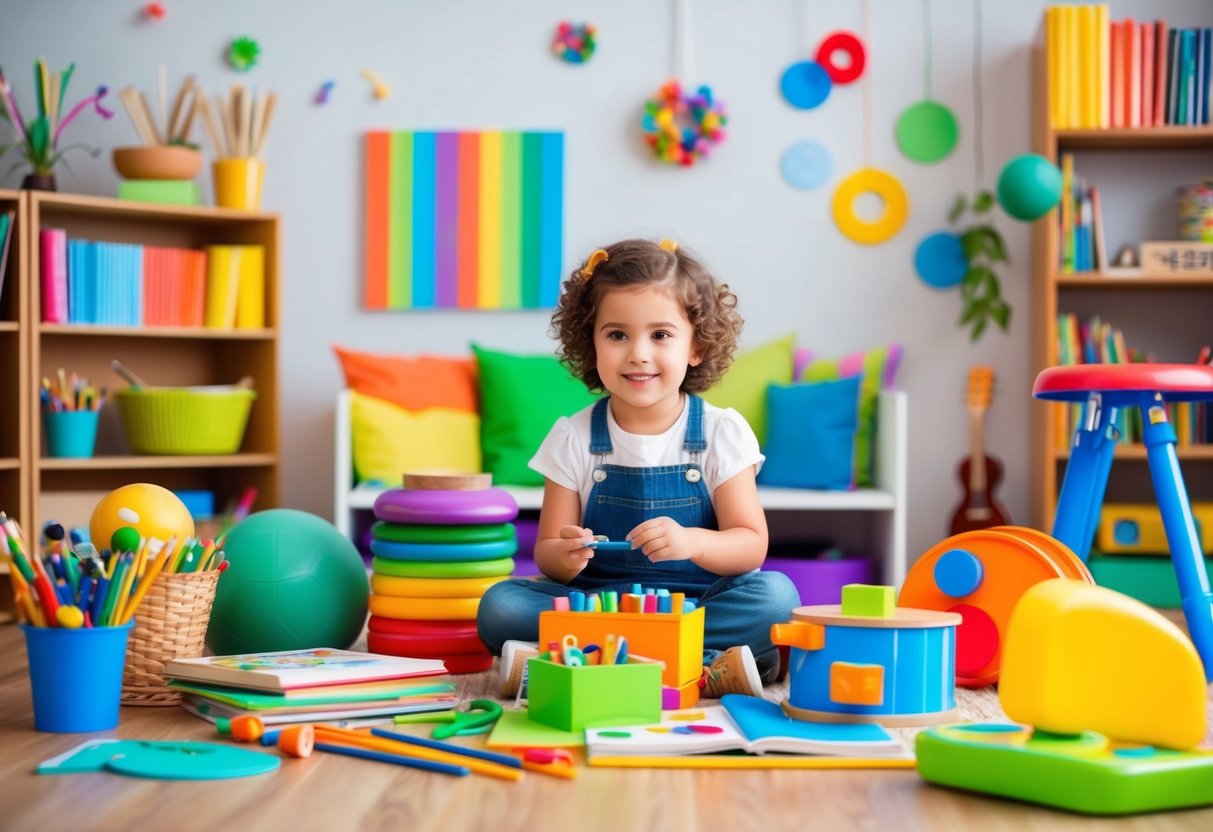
(538, 606, 705, 690)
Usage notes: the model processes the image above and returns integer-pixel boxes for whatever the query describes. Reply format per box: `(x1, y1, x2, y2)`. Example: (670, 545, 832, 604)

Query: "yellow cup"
(212, 158, 265, 210)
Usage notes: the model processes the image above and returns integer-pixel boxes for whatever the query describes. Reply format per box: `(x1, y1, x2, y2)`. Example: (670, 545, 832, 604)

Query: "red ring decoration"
(815, 31, 866, 85)
(367, 616, 480, 637)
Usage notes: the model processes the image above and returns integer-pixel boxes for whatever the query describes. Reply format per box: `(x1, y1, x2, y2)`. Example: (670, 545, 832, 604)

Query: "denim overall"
(476, 395, 800, 676)
(571, 394, 720, 594)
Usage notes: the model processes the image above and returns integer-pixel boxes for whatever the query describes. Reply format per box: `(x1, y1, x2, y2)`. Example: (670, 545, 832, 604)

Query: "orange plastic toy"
(898, 526, 1093, 687)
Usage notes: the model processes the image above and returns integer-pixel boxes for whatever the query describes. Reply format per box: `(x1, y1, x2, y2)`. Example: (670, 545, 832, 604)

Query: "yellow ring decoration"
(368, 594, 481, 620)
(830, 167, 909, 245)
(370, 574, 507, 599)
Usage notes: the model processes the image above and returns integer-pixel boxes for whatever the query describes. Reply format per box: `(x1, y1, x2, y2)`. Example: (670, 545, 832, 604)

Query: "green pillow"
(702, 335, 795, 446)
(799, 344, 903, 487)
(472, 344, 601, 486)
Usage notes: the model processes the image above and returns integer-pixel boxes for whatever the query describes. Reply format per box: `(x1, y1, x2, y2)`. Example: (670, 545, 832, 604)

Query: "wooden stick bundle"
(118, 68, 198, 146)
(195, 84, 277, 159)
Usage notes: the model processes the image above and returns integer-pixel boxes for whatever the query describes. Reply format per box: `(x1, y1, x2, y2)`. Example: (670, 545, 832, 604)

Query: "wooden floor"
(0, 624, 1211, 832)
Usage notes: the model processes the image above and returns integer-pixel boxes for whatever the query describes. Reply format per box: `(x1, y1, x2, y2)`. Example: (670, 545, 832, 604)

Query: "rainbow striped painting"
(364, 130, 564, 310)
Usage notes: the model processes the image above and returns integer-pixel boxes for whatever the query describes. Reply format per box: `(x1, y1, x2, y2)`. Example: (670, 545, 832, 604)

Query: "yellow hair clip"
(659, 238, 678, 253)
(581, 249, 609, 280)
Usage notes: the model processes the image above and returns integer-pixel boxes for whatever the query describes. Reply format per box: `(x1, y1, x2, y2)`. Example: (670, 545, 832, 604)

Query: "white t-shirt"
(528, 395, 764, 516)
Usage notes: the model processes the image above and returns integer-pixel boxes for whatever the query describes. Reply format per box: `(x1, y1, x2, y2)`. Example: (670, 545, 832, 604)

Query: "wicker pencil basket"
(121, 570, 220, 705)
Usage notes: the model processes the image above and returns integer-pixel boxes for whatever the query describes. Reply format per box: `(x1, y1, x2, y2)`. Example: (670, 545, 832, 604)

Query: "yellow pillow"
(350, 391, 481, 483)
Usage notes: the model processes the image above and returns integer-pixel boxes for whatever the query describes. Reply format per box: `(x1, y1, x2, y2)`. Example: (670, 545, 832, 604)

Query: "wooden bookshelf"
(16, 191, 280, 537)
(1030, 47, 1213, 531)
(0, 189, 23, 620)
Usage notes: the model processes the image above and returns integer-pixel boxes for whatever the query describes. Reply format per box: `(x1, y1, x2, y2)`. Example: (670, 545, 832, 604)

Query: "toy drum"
(771, 604, 961, 726)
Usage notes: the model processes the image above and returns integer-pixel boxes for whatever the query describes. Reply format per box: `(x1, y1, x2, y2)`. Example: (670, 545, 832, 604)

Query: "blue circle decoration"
(780, 140, 833, 191)
(996, 153, 1063, 221)
(934, 548, 985, 598)
(914, 231, 968, 288)
(780, 61, 832, 110)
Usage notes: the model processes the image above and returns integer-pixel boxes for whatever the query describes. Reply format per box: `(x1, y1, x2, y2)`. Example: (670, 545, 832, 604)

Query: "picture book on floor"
(585, 695, 913, 763)
(167, 678, 458, 711)
(179, 696, 458, 727)
(161, 647, 448, 692)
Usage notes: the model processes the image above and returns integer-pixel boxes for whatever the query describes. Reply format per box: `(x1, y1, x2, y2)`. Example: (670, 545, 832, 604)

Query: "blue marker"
(569, 590, 585, 612)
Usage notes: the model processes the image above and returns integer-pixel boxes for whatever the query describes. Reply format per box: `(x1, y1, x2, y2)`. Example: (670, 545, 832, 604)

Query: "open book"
(585, 695, 913, 767)
(162, 647, 448, 692)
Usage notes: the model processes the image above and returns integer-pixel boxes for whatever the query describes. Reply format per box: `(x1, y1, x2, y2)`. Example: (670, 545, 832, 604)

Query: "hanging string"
(675, 0, 695, 86)
(972, 0, 985, 186)
(862, 0, 872, 167)
(802, 0, 815, 52)
(923, 0, 933, 99)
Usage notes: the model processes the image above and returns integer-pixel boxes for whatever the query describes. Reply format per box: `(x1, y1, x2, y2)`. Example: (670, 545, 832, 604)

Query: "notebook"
(167, 678, 458, 711)
(585, 695, 913, 767)
(162, 647, 448, 692)
(180, 696, 456, 726)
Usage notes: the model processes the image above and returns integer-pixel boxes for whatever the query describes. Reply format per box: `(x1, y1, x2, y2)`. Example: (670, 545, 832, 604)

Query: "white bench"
(335, 389, 908, 585)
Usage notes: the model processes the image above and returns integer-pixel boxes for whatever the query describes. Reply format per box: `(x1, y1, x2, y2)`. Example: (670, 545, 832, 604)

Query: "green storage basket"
(115, 388, 256, 455)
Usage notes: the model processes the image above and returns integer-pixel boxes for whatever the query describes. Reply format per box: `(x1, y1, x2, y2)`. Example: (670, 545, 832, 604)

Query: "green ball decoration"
(206, 509, 369, 655)
(111, 526, 141, 554)
(996, 153, 1063, 221)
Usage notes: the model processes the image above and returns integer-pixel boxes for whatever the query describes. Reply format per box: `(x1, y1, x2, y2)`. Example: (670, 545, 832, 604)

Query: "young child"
(477, 238, 800, 698)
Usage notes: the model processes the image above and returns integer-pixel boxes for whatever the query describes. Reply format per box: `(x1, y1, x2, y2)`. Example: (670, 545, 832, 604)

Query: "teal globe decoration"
(996, 154, 1063, 221)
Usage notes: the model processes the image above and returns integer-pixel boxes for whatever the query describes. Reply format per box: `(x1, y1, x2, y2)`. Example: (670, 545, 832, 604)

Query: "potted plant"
(0, 59, 113, 190)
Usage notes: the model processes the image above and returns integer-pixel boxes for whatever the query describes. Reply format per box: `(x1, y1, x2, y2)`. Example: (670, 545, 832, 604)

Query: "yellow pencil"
(119, 538, 176, 625)
(111, 542, 144, 624)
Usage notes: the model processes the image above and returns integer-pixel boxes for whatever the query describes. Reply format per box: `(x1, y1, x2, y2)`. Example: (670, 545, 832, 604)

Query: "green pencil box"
(526, 653, 662, 733)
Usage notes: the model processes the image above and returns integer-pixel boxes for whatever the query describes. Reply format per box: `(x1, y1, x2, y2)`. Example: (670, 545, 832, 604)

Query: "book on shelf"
(205, 244, 265, 329)
(0, 208, 14, 301)
(39, 228, 68, 323)
(1046, 6, 1211, 128)
(161, 647, 448, 692)
(584, 695, 912, 767)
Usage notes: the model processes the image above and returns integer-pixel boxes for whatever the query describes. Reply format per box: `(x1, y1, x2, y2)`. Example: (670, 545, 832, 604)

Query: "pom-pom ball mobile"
(894, 0, 958, 164)
(641, 0, 726, 167)
(552, 21, 597, 64)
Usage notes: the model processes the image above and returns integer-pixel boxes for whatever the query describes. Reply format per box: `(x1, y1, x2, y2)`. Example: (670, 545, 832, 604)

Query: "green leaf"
(973, 191, 995, 212)
(970, 317, 989, 341)
(960, 302, 981, 324)
(993, 302, 1012, 330)
(948, 193, 968, 225)
(27, 116, 49, 164)
(969, 265, 997, 293)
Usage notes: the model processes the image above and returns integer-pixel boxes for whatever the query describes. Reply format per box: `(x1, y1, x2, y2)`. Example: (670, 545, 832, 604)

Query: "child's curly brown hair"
(550, 239, 743, 393)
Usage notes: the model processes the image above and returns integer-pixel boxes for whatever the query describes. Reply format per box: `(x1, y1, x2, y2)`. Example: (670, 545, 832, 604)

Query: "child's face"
(593, 285, 700, 413)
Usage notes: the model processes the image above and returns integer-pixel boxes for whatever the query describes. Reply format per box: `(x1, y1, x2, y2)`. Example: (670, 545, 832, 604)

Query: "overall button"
(685, 468, 702, 483)
(592, 469, 607, 483)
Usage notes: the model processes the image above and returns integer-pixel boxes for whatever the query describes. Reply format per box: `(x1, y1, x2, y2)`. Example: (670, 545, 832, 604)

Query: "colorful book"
(161, 647, 448, 692)
(0, 209, 14, 302)
(584, 695, 912, 766)
(1142, 21, 1155, 127)
(180, 696, 456, 727)
(39, 228, 69, 323)
(234, 244, 265, 329)
(1154, 20, 1169, 126)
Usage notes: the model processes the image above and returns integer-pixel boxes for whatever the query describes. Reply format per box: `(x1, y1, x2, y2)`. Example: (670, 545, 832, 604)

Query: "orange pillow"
(333, 345, 478, 412)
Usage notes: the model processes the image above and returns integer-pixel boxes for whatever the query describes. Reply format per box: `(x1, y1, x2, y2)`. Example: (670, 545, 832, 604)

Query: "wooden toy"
(1035, 363, 1213, 679)
(898, 526, 1092, 686)
(526, 652, 662, 732)
(771, 588, 960, 726)
(917, 579, 1213, 815)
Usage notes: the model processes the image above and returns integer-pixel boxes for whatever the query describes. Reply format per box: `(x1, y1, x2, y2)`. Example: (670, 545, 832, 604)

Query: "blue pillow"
(757, 375, 861, 490)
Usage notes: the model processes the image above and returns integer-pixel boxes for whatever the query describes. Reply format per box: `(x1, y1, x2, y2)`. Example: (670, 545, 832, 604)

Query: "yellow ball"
(90, 483, 195, 551)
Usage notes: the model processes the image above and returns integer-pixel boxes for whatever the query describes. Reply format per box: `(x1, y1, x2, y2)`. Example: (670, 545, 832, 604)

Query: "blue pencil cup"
(23, 622, 133, 732)
(43, 409, 100, 458)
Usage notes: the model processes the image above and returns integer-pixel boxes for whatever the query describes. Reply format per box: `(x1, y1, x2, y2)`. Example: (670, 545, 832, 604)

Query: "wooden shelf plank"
(39, 453, 277, 470)
(0, 458, 20, 470)
(29, 191, 278, 224)
(39, 324, 275, 340)
(1053, 445, 1213, 462)
(1052, 126, 1213, 150)
(1057, 273, 1213, 288)
(0, 322, 18, 332)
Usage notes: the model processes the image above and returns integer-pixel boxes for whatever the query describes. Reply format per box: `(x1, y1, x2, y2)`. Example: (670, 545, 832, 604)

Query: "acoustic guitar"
(949, 366, 1011, 535)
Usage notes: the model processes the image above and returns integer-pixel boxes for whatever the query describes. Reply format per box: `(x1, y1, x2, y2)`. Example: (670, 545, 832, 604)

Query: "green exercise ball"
(206, 509, 369, 655)
(996, 153, 1063, 222)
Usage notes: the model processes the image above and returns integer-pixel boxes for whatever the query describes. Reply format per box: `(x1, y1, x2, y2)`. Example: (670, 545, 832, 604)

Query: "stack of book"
(163, 647, 459, 726)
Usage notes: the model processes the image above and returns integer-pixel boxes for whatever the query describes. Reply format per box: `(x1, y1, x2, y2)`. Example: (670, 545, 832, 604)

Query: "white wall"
(3, 0, 1210, 562)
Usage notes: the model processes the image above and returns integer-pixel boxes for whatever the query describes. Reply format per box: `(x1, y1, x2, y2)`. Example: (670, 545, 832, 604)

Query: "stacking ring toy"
(364, 629, 487, 656)
(371, 574, 507, 598)
(370, 538, 518, 562)
(368, 616, 481, 637)
(373, 487, 520, 525)
(369, 595, 481, 620)
(372, 521, 516, 545)
(641, 80, 727, 167)
(368, 633, 493, 673)
(371, 556, 516, 579)
(831, 167, 909, 245)
(815, 31, 866, 84)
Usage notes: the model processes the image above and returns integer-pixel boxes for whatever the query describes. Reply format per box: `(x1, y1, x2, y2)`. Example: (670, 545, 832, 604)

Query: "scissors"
(431, 699, 503, 739)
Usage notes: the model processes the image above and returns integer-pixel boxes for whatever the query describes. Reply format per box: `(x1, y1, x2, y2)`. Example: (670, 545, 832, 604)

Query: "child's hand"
(556, 525, 595, 574)
(627, 516, 701, 563)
